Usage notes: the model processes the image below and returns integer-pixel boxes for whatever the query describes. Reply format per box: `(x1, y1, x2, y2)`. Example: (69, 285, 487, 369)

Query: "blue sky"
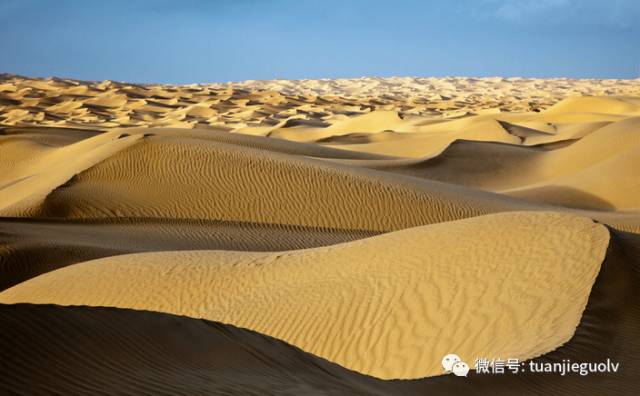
(0, 0, 639, 83)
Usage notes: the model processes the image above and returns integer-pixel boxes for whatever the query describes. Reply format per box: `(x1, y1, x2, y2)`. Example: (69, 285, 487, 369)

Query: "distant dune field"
(1, 75, 640, 395)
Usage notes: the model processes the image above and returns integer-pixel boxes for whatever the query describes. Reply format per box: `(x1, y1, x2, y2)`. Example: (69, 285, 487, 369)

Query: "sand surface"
(1, 75, 640, 392)
(0, 212, 609, 379)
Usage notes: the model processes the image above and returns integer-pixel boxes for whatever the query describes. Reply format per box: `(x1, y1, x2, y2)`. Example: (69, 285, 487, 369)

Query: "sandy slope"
(0, 303, 385, 395)
(0, 130, 141, 215)
(0, 212, 609, 379)
(5, 230, 639, 395)
(0, 217, 378, 291)
(351, 110, 640, 210)
(2, 125, 636, 233)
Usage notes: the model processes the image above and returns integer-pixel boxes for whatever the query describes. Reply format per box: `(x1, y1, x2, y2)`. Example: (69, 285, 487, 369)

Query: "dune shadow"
(507, 185, 617, 211)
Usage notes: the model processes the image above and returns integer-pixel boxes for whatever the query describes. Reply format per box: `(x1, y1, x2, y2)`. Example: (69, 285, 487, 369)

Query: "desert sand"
(0, 212, 610, 379)
(1, 74, 640, 394)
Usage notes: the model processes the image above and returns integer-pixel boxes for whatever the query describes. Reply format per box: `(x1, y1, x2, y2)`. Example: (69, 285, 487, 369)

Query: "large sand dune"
(0, 212, 610, 379)
(1, 75, 640, 394)
(3, 230, 638, 395)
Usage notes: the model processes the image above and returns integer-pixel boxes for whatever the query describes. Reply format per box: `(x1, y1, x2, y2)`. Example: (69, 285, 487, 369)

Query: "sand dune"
(352, 114, 640, 210)
(19, 131, 524, 228)
(2, 124, 636, 234)
(0, 130, 141, 216)
(1, 74, 639, 132)
(2, 227, 639, 395)
(1, 75, 640, 393)
(0, 212, 610, 379)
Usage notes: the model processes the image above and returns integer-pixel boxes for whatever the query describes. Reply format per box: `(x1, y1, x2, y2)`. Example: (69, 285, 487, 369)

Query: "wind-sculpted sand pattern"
(0, 212, 610, 379)
(1, 75, 640, 394)
(4, 230, 638, 395)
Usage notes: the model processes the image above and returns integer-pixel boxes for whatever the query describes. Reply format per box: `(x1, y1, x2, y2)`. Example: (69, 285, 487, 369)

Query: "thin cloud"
(479, 0, 640, 30)
(494, 0, 569, 22)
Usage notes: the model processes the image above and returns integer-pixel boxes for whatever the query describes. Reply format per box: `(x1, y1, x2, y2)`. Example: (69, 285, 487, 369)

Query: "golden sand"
(0, 212, 609, 379)
(1, 75, 639, 382)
